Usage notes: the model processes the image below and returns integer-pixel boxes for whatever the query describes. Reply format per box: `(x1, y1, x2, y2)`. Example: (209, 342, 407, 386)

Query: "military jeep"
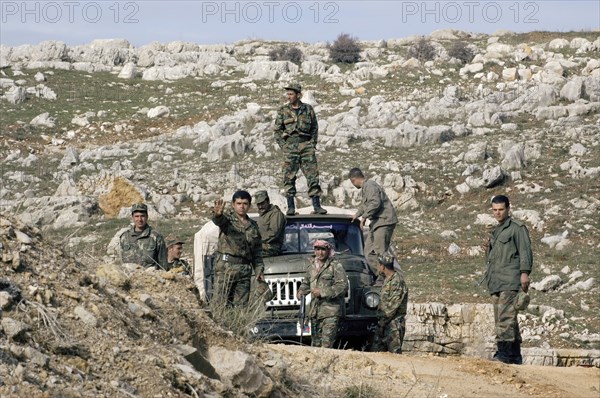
(204, 214, 381, 347)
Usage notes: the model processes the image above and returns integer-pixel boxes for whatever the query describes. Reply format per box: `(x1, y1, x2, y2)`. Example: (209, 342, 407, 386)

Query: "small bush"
(407, 38, 437, 62)
(448, 41, 475, 64)
(207, 277, 268, 341)
(329, 33, 361, 64)
(268, 45, 303, 63)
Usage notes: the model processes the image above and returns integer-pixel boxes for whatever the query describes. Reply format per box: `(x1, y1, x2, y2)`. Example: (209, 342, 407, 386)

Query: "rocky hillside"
(1, 28, 599, 374)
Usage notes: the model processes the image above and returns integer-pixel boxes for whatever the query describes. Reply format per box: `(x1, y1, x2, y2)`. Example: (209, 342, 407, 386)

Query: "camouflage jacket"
(212, 208, 264, 276)
(355, 179, 398, 229)
(168, 258, 191, 275)
(377, 271, 408, 325)
(484, 217, 533, 295)
(273, 101, 318, 147)
(299, 257, 348, 320)
(257, 204, 286, 257)
(120, 225, 168, 269)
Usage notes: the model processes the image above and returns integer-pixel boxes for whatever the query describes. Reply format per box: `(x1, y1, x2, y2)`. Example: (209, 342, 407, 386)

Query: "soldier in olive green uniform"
(297, 240, 348, 348)
(255, 190, 286, 257)
(483, 195, 533, 365)
(349, 168, 398, 282)
(274, 83, 327, 215)
(120, 203, 168, 269)
(213, 190, 265, 307)
(373, 253, 408, 353)
(165, 235, 191, 275)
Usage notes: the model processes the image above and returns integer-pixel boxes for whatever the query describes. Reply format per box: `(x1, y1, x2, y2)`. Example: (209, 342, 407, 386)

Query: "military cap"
(284, 83, 302, 93)
(255, 190, 269, 204)
(131, 203, 148, 214)
(514, 290, 530, 311)
(165, 234, 184, 248)
(378, 253, 395, 268)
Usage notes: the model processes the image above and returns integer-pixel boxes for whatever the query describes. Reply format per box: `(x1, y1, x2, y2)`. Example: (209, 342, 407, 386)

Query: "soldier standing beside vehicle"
(119, 203, 168, 270)
(373, 253, 408, 353)
(296, 240, 348, 348)
(255, 190, 286, 257)
(349, 168, 398, 283)
(212, 190, 265, 307)
(483, 195, 533, 365)
(274, 83, 327, 216)
(165, 235, 191, 275)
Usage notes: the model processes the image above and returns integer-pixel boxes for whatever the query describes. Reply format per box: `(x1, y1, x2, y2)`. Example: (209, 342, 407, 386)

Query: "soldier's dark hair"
(491, 195, 510, 207)
(232, 190, 252, 204)
(348, 168, 364, 178)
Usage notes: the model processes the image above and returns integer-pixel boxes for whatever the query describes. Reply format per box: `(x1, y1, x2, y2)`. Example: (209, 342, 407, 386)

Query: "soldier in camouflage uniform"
(483, 195, 533, 365)
(373, 253, 408, 353)
(212, 190, 265, 307)
(165, 235, 191, 275)
(274, 83, 327, 216)
(255, 190, 286, 257)
(119, 203, 168, 270)
(349, 168, 398, 284)
(296, 240, 348, 348)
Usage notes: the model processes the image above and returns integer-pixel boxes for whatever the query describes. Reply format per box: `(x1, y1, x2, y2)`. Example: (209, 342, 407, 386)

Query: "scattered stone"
(531, 275, 562, 292)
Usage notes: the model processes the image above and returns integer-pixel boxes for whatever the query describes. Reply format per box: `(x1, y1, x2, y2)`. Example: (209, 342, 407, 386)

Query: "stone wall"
(404, 302, 600, 368)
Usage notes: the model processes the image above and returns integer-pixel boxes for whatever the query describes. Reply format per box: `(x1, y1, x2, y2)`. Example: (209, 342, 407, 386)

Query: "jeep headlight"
(364, 291, 380, 309)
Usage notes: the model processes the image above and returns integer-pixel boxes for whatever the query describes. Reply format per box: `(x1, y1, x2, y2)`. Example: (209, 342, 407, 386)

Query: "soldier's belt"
(285, 134, 311, 143)
(220, 253, 250, 265)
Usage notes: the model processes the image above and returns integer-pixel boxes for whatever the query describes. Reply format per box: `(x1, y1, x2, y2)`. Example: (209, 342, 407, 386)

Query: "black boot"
(492, 341, 511, 364)
(286, 196, 296, 216)
(311, 196, 327, 214)
(509, 341, 523, 364)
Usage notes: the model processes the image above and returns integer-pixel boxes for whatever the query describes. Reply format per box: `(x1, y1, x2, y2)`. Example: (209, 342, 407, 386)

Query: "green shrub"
(407, 38, 437, 62)
(448, 41, 475, 64)
(269, 45, 303, 63)
(329, 33, 361, 63)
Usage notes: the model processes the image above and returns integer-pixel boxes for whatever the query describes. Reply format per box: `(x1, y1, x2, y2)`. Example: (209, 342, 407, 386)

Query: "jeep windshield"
(281, 220, 364, 255)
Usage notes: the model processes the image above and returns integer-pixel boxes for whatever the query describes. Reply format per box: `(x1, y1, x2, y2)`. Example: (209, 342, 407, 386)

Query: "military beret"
(131, 203, 148, 214)
(284, 83, 302, 93)
(255, 190, 269, 204)
(165, 234, 184, 248)
(378, 253, 395, 268)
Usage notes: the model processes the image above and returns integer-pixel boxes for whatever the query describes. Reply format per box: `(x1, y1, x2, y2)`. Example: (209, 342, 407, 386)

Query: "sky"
(1, 0, 599, 47)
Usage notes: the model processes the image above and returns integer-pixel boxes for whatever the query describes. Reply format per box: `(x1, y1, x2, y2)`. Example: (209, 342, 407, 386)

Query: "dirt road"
(267, 344, 600, 398)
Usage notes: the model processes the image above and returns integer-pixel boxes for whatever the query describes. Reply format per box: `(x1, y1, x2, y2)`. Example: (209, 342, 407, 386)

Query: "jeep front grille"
(265, 277, 350, 308)
(265, 277, 304, 307)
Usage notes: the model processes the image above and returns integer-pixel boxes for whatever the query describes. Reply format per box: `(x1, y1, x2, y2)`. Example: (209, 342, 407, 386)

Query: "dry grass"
(98, 176, 144, 217)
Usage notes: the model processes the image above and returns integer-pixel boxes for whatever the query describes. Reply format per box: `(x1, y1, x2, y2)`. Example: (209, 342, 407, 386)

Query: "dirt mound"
(0, 215, 291, 397)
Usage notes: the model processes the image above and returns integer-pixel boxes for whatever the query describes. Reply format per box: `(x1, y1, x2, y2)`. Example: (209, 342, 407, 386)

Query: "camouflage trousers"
(492, 290, 522, 343)
(364, 224, 396, 276)
(213, 259, 253, 307)
(311, 316, 339, 348)
(373, 316, 406, 353)
(282, 140, 322, 198)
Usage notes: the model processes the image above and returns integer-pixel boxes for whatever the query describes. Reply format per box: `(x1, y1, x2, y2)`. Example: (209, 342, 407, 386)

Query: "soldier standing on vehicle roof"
(274, 82, 328, 216)
(296, 240, 348, 348)
(212, 190, 265, 307)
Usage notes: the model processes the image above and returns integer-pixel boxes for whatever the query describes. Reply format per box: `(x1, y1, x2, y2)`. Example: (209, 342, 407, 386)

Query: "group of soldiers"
(119, 83, 533, 363)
